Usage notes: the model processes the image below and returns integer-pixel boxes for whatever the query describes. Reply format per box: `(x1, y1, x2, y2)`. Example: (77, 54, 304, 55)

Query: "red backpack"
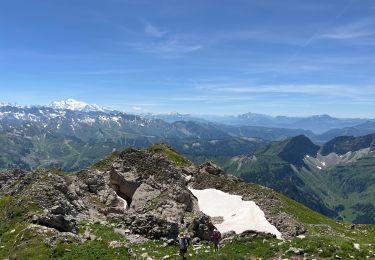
(212, 231, 221, 241)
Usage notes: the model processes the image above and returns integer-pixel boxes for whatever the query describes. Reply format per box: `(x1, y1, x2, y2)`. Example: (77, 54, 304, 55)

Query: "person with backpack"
(211, 229, 221, 251)
(178, 232, 189, 259)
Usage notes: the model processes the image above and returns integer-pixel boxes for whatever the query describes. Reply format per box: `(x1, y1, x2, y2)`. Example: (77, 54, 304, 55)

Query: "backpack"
(212, 231, 221, 241)
(179, 237, 188, 249)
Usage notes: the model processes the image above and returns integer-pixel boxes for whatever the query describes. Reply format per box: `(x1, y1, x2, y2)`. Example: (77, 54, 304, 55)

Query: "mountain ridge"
(2, 99, 374, 135)
(212, 134, 375, 224)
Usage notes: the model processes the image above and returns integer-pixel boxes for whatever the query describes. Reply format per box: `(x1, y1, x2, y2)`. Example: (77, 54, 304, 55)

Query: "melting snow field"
(189, 188, 282, 239)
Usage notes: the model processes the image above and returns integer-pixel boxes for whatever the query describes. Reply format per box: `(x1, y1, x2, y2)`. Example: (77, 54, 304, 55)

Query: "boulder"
(191, 237, 201, 245)
(286, 247, 305, 255)
(199, 161, 225, 176)
(124, 214, 179, 239)
(190, 214, 215, 240)
(33, 214, 77, 233)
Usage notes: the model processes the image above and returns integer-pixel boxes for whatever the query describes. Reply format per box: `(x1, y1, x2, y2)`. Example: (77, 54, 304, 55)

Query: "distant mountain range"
(3, 98, 374, 134)
(1, 99, 375, 224)
(146, 111, 374, 134)
(0, 103, 264, 171)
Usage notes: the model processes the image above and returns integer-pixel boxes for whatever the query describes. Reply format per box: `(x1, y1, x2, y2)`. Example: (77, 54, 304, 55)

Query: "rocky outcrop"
(189, 214, 215, 240)
(107, 148, 201, 227)
(0, 145, 307, 243)
(33, 213, 77, 233)
(198, 161, 225, 176)
(122, 214, 178, 239)
(109, 168, 141, 205)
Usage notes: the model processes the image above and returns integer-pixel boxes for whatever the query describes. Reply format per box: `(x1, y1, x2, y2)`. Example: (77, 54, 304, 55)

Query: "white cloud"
(194, 83, 375, 99)
(144, 23, 167, 38)
(319, 20, 374, 40)
(131, 106, 142, 111)
(129, 39, 203, 57)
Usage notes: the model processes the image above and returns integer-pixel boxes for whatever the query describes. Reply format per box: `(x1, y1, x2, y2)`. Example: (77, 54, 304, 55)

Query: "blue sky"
(1, 0, 375, 117)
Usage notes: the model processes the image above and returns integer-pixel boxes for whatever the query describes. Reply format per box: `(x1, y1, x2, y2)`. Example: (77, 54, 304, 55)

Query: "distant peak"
(310, 114, 332, 119)
(0, 101, 17, 107)
(50, 98, 112, 112)
(239, 112, 272, 118)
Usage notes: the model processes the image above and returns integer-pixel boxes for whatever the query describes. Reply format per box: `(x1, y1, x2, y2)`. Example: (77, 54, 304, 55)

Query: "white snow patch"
(99, 115, 109, 122)
(116, 195, 128, 210)
(50, 98, 112, 112)
(80, 117, 96, 124)
(189, 188, 282, 239)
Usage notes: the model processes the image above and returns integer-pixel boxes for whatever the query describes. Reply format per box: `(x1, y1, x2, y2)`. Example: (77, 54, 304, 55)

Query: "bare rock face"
(131, 183, 161, 211)
(106, 148, 205, 236)
(109, 168, 141, 206)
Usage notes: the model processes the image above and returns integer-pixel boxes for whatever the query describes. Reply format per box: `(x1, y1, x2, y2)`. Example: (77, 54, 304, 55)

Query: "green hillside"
(211, 135, 375, 224)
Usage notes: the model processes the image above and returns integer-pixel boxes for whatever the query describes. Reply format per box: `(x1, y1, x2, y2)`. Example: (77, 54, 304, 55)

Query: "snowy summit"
(50, 98, 111, 112)
(189, 188, 282, 239)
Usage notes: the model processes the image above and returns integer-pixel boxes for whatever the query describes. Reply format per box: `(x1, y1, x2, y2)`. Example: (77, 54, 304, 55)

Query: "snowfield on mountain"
(189, 188, 282, 239)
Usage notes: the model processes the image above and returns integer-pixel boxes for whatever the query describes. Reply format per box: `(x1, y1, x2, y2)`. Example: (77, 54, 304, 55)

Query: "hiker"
(211, 229, 221, 251)
(178, 232, 189, 259)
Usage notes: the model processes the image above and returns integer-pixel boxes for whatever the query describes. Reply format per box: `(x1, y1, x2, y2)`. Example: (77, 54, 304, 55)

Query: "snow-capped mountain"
(50, 98, 113, 112)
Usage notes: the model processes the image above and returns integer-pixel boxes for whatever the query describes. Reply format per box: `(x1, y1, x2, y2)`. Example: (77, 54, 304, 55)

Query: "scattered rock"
(191, 237, 201, 245)
(83, 227, 97, 241)
(163, 239, 176, 247)
(286, 247, 304, 255)
(108, 240, 128, 249)
(222, 231, 236, 239)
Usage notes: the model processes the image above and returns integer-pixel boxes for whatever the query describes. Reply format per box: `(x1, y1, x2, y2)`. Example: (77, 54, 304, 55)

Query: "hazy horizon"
(1, 97, 374, 119)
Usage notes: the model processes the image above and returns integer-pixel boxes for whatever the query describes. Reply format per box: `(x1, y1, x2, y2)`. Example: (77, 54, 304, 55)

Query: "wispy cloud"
(131, 106, 142, 111)
(144, 23, 167, 38)
(319, 20, 374, 40)
(129, 39, 203, 57)
(194, 83, 375, 99)
(126, 21, 203, 57)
